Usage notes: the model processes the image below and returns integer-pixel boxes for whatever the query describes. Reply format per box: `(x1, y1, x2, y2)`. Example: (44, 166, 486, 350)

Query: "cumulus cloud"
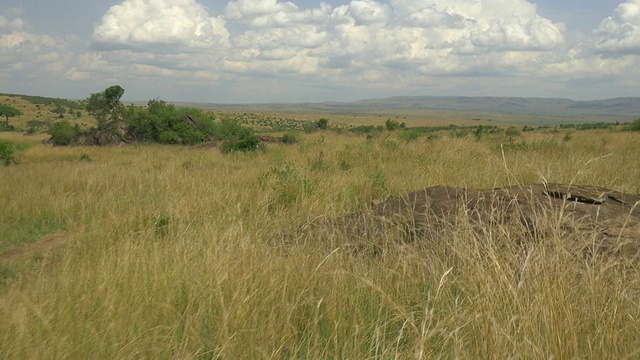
(594, 0, 640, 54)
(390, 0, 565, 51)
(0, 31, 56, 49)
(225, 0, 299, 19)
(225, 0, 331, 27)
(348, 0, 391, 25)
(93, 0, 229, 51)
(469, 16, 565, 51)
(75, 0, 577, 100)
(87, 0, 565, 81)
(0, 13, 72, 78)
(0, 31, 73, 86)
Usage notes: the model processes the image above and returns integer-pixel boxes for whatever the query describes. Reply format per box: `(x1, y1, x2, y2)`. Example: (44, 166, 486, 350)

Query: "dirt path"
(0, 231, 76, 262)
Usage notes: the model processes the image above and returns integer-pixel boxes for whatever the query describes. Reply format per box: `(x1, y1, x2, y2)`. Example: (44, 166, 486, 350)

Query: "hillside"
(0, 93, 88, 130)
(3, 92, 640, 130)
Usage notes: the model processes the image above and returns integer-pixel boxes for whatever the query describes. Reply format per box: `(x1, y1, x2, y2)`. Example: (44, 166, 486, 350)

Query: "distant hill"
(4, 91, 640, 128)
(201, 96, 640, 125)
(350, 96, 640, 117)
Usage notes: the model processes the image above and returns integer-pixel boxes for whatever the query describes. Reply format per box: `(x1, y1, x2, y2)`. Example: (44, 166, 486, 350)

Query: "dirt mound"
(323, 184, 640, 258)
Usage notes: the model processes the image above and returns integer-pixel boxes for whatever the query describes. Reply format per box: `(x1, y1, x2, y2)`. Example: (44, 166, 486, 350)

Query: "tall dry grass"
(0, 129, 639, 358)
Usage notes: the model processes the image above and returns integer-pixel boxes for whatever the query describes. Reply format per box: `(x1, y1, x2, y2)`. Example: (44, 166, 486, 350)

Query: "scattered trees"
(0, 104, 23, 129)
(49, 85, 260, 151)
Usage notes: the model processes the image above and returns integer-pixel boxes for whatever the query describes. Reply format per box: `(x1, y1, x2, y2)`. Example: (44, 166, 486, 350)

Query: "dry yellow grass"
(0, 129, 639, 358)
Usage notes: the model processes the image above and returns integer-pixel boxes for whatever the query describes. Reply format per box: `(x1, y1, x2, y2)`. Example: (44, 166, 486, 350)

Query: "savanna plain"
(1, 99, 640, 359)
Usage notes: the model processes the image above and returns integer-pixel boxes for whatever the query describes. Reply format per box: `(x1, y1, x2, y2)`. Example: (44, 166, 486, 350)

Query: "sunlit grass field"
(1, 128, 639, 358)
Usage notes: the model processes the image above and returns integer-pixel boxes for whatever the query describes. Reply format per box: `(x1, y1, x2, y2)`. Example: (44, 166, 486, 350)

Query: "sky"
(1, 0, 639, 103)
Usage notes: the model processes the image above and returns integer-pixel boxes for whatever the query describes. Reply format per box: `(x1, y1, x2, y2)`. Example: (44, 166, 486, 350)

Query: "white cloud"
(224, 0, 331, 27)
(0, 15, 24, 30)
(0, 16, 72, 79)
(86, 0, 566, 83)
(389, 0, 565, 51)
(469, 16, 565, 51)
(22, 0, 628, 102)
(93, 0, 229, 51)
(594, 0, 640, 54)
(348, 0, 391, 25)
(225, 0, 299, 19)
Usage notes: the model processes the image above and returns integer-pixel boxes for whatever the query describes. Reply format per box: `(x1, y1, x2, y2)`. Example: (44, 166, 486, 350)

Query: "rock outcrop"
(323, 184, 640, 258)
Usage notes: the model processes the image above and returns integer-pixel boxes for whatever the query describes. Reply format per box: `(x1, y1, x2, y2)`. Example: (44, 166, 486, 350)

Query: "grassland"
(1, 120, 640, 358)
(1, 94, 86, 129)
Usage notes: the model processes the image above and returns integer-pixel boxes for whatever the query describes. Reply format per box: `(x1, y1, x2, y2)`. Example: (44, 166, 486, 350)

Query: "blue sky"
(1, 0, 640, 103)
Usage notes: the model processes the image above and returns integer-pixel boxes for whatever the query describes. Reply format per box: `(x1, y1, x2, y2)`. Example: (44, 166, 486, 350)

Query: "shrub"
(0, 140, 17, 165)
(385, 119, 401, 131)
(26, 120, 48, 134)
(505, 127, 521, 141)
(302, 122, 319, 133)
(453, 129, 470, 138)
(317, 118, 329, 130)
(351, 125, 376, 134)
(563, 132, 573, 142)
(259, 164, 315, 208)
(158, 130, 180, 144)
(220, 135, 263, 154)
(630, 118, 640, 132)
(282, 133, 298, 144)
(217, 118, 251, 141)
(49, 121, 80, 146)
(399, 130, 421, 142)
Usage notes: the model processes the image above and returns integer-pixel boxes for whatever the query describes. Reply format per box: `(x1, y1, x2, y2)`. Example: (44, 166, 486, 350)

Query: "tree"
(85, 85, 125, 129)
(0, 104, 23, 127)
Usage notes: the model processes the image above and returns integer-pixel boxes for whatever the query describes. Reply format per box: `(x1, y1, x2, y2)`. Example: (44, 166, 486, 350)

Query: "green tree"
(0, 104, 23, 127)
(85, 85, 125, 129)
